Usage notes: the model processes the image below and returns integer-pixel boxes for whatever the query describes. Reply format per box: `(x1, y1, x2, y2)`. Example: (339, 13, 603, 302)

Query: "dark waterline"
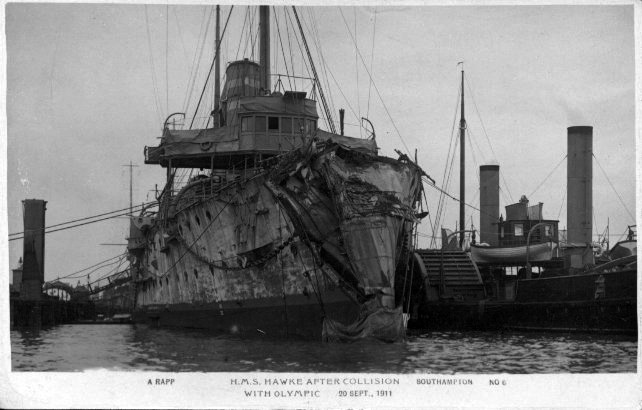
(11, 324, 637, 373)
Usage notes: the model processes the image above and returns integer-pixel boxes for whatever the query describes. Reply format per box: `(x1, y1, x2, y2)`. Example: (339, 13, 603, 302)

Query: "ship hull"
(130, 138, 424, 341)
(132, 289, 359, 340)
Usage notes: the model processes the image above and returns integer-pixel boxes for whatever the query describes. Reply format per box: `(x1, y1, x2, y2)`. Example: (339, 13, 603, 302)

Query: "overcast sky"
(3, 3, 636, 286)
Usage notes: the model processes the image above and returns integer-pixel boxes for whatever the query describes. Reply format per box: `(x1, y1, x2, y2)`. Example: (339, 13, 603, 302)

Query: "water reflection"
(10, 324, 637, 373)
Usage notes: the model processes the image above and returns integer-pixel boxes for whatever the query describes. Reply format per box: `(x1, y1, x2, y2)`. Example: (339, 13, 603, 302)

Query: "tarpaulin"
(322, 298, 405, 343)
(340, 215, 402, 291)
(316, 129, 378, 154)
(237, 96, 318, 117)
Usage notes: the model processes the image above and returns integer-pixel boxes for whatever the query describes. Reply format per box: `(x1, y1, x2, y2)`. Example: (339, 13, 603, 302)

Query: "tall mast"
(214, 5, 221, 127)
(459, 67, 466, 248)
(259, 6, 271, 92)
(123, 161, 138, 216)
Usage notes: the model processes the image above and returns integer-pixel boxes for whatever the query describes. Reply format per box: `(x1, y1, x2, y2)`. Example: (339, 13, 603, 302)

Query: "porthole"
(184, 271, 188, 282)
(205, 210, 212, 221)
(194, 268, 199, 279)
(195, 215, 201, 226)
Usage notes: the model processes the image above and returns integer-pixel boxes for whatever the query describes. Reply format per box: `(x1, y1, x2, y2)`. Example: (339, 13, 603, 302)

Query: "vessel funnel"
(566, 125, 593, 268)
(479, 165, 500, 246)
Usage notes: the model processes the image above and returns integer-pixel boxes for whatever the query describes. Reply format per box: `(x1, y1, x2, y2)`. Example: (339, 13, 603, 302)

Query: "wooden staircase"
(416, 249, 486, 301)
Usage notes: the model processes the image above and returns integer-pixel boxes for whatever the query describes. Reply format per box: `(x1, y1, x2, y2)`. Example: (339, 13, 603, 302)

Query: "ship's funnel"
(479, 165, 500, 246)
(222, 60, 261, 99)
(21, 199, 47, 300)
(566, 126, 593, 268)
(259, 5, 270, 92)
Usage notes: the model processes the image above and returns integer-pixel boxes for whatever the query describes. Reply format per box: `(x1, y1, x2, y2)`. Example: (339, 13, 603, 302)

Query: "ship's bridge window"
(268, 116, 279, 130)
(241, 116, 253, 132)
(255, 116, 266, 132)
(306, 119, 316, 133)
(282, 117, 292, 134)
(514, 223, 524, 237)
(294, 118, 305, 133)
(544, 225, 552, 237)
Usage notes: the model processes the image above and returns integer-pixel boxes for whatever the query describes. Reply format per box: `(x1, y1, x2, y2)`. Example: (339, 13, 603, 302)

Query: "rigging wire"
(234, 7, 250, 62)
(172, 8, 191, 66)
(528, 154, 566, 199)
(465, 127, 482, 227)
(421, 188, 436, 246)
(465, 74, 514, 202)
(305, 9, 337, 125)
(283, 7, 297, 91)
(250, 11, 260, 62)
(9, 210, 141, 242)
(291, 6, 336, 134)
(8, 201, 157, 238)
(425, 178, 506, 231)
(593, 208, 599, 243)
(499, 186, 511, 208)
(556, 187, 566, 220)
(431, 86, 461, 247)
(353, 8, 362, 139)
(182, 6, 215, 116)
(165, 3, 169, 112)
(144, 5, 164, 125)
(284, 8, 314, 88)
(53, 253, 127, 281)
(613, 226, 634, 244)
(162, 191, 236, 277)
(338, 8, 410, 155)
(366, 7, 376, 118)
(189, 6, 234, 129)
(242, 7, 253, 59)
(273, 7, 294, 91)
(317, 55, 360, 126)
(83, 255, 128, 283)
(592, 153, 635, 222)
(423, 176, 482, 213)
(465, 126, 482, 188)
(434, 136, 460, 246)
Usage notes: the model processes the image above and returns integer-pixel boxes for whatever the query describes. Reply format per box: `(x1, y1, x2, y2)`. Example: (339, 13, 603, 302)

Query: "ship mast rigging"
(213, 5, 221, 128)
(458, 64, 466, 248)
(291, 6, 337, 134)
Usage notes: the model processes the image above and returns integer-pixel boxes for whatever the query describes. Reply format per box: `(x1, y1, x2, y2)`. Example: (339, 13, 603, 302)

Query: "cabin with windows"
(496, 195, 559, 247)
(144, 59, 322, 171)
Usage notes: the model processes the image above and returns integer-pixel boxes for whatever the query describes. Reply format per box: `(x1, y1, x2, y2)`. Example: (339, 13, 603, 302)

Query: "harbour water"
(11, 324, 637, 373)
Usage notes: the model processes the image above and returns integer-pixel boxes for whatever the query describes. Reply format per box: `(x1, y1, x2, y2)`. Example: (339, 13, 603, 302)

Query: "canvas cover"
(322, 298, 405, 342)
(147, 127, 378, 161)
(316, 129, 377, 154)
(317, 152, 421, 300)
(235, 96, 318, 117)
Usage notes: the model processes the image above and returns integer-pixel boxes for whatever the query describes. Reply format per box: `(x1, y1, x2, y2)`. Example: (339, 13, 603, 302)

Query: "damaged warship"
(127, 6, 426, 341)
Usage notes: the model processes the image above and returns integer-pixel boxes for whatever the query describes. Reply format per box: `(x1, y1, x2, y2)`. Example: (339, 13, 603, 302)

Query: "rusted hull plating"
(132, 289, 359, 339)
(129, 143, 423, 340)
